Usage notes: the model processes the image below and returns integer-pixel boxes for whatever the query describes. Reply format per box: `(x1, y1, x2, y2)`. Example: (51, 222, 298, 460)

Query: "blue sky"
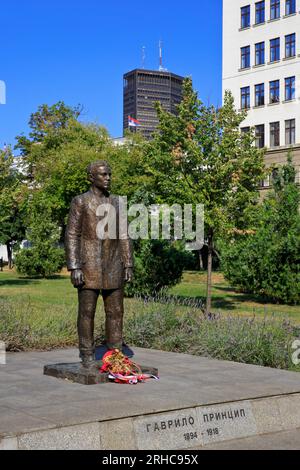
(0, 0, 222, 151)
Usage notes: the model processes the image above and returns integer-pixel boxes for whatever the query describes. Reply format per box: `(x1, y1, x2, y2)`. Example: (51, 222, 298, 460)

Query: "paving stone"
(277, 395, 300, 430)
(0, 437, 18, 450)
(251, 397, 283, 434)
(0, 406, 56, 436)
(99, 418, 137, 450)
(18, 423, 101, 450)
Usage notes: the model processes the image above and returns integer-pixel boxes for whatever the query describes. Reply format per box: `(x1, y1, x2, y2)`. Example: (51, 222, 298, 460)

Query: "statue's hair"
(87, 160, 111, 175)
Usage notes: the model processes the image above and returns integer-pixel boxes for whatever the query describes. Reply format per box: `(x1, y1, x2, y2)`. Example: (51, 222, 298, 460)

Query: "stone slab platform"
(1, 347, 300, 450)
(44, 362, 159, 385)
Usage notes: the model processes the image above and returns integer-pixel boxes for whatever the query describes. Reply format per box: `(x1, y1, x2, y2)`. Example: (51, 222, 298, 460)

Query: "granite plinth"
(43, 361, 159, 385)
(2, 347, 300, 449)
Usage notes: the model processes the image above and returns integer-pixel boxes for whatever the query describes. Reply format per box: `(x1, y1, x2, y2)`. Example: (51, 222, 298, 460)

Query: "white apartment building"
(223, 0, 300, 187)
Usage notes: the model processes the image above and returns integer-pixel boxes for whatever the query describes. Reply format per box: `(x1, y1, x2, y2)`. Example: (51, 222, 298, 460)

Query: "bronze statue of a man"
(65, 161, 133, 368)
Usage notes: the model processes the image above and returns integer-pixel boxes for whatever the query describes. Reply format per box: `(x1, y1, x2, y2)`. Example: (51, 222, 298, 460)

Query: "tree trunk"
(6, 242, 12, 269)
(198, 249, 204, 270)
(206, 230, 213, 315)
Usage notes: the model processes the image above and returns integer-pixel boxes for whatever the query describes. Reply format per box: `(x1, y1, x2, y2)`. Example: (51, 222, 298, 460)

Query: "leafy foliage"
(125, 240, 193, 297)
(142, 79, 266, 311)
(15, 198, 65, 278)
(0, 149, 27, 266)
(221, 156, 300, 304)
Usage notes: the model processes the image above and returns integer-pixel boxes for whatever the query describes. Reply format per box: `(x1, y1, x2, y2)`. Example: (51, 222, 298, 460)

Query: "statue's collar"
(90, 186, 110, 200)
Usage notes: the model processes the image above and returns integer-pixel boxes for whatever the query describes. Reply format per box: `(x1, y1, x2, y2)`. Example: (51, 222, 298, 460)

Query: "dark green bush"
(15, 199, 65, 278)
(15, 246, 65, 278)
(125, 239, 192, 297)
(221, 157, 300, 305)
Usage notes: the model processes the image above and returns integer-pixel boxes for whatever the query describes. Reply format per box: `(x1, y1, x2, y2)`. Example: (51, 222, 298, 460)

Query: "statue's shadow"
(95, 343, 134, 360)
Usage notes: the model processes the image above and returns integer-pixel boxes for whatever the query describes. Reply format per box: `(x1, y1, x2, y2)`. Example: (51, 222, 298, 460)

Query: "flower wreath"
(100, 349, 159, 385)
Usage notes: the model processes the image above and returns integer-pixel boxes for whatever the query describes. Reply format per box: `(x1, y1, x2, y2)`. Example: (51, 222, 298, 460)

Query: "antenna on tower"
(159, 40, 167, 72)
(141, 46, 146, 69)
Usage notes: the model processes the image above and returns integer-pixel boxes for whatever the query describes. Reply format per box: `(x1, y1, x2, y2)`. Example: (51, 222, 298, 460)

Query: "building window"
(270, 38, 280, 62)
(255, 83, 265, 106)
(270, 0, 281, 19)
(270, 80, 280, 103)
(285, 119, 295, 144)
(285, 0, 296, 15)
(255, 42, 265, 65)
(285, 33, 296, 58)
(260, 175, 271, 188)
(241, 46, 251, 69)
(241, 5, 251, 28)
(241, 86, 250, 109)
(255, 1, 265, 24)
(241, 126, 250, 134)
(255, 125, 265, 148)
(270, 122, 280, 147)
(285, 76, 295, 101)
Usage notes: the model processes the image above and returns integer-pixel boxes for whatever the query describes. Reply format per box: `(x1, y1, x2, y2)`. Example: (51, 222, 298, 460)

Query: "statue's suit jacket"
(65, 187, 133, 290)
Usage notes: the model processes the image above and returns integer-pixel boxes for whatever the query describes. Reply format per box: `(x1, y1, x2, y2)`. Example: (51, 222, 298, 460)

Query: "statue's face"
(90, 166, 111, 191)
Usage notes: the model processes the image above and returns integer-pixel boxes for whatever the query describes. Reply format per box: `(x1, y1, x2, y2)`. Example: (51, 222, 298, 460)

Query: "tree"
(107, 132, 151, 202)
(221, 155, 300, 304)
(16, 101, 82, 152)
(143, 79, 265, 313)
(0, 149, 27, 268)
(14, 197, 65, 278)
(15, 102, 111, 234)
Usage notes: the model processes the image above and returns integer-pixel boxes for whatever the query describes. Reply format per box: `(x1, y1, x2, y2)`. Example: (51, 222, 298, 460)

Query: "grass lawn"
(171, 271, 300, 321)
(0, 269, 78, 307)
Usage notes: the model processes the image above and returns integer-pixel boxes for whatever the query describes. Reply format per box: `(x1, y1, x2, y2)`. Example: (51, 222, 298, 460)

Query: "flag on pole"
(128, 116, 141, 127)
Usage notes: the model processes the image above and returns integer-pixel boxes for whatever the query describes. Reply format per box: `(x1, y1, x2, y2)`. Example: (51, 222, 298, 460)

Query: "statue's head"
(87, 160, 111, 192)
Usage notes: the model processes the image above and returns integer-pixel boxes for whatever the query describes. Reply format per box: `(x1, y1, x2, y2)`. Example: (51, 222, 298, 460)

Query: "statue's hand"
(71, 269, 85, 288)
(124, 267, 133, 283)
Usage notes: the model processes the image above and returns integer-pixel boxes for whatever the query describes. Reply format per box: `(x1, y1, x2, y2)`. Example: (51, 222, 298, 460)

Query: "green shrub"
(125, 239, 191, 297)
(15, 199, 65, 278)
(221, 157, 300, 305)
(15, 247, 65, 278)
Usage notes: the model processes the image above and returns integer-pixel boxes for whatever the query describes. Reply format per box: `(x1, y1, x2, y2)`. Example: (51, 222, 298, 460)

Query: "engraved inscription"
(134, 409, 202, 450)
(197, 402, 257, 444)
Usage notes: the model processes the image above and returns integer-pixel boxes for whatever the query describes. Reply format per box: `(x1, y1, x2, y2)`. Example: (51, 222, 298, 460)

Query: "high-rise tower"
(123, 68, 184, 139)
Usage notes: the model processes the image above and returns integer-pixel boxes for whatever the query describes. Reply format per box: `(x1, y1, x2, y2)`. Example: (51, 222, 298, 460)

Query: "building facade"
(223, 0, 300, 190)
(123, 69, 184, 139)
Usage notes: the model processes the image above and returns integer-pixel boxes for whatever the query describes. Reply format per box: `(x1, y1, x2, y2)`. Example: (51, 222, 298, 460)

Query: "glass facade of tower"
(123, 69, 184, 139)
